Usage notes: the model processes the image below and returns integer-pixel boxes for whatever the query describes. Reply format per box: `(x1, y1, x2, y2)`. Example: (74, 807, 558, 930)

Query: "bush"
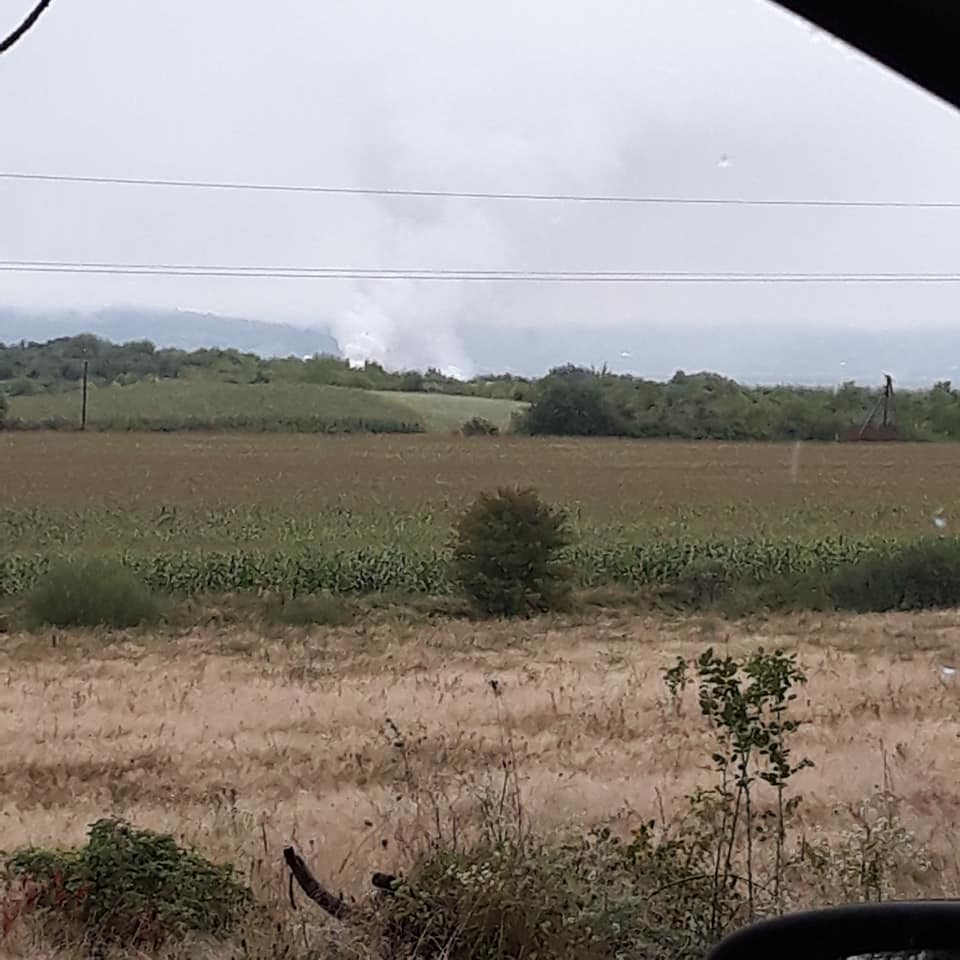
(718, 571, 834, 619)
(828, 554, 902, 613)
(385, 648, 817, 960)
(461, 416, 499, 437)
(6, 378, 40, 396)
(452, 487, 573, 617)
(829, 537, 960, 612)
(661, 564, 835, 618)
(520, 374, 624, 437)
(385, 831, 650, 960)
(660, 558, 736, 609)
(0, 390, 6, 424)
(265, 591, 355, 626)
(26, 559, 160, 628)
(4, 818, 252, 951)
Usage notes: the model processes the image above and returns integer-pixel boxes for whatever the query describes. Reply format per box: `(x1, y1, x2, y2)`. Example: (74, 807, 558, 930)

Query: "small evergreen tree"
(452, 487, 573, 617)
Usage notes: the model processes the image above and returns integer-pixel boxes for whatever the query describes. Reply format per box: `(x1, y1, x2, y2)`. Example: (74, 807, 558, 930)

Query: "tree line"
(516, 365, 960, 441)
(0, 334, 533, 400)
(5, 334, 960, 441)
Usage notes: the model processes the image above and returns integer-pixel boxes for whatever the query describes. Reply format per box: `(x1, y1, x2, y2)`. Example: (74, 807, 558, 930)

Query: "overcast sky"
(2, 0, 959, 374)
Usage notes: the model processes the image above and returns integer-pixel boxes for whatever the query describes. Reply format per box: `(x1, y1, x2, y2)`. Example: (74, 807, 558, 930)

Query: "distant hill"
(0, 307, 340, 359)
(3, 307, 959, 387)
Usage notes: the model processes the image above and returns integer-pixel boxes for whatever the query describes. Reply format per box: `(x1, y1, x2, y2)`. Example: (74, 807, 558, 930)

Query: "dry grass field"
(2, 609, 960, 951)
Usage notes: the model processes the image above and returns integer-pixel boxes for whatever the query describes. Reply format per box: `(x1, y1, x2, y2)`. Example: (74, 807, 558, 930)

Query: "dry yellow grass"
(3, 607, 960, 924)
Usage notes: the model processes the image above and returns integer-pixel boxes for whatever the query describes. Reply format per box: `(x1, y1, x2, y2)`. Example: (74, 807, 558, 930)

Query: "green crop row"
(568, 535, 897, 587)
(4, 414, 426, 434)
(0, 500, 930, 556)
(0, 536, 901, 598)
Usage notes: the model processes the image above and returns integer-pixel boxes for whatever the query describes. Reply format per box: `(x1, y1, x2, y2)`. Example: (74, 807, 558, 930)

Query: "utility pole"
(81, 358, 88, 430)
(881, 373, 894, 428)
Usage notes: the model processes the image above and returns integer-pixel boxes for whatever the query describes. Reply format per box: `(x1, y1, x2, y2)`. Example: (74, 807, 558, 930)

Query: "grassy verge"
(4, 536, 960, 636)
(0, 640, 938, 959)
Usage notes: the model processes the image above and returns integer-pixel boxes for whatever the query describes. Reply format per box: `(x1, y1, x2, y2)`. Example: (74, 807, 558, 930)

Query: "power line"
(2, 170, 960, 211)
(2, 259, 959, 283)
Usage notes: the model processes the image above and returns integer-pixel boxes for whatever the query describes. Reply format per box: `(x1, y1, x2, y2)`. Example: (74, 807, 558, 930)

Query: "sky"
(2, 0, 960, 376)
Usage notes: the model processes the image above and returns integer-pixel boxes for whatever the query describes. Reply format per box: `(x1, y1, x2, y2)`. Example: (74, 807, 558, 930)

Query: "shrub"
(657, 561, 834, 618)
(752, 569, 834, 612)
(798, 790, 932, 904)
(4, 818, 252, 951)
(452, 487, 573, 617)
(460, 416, 500, 437)
(828, 554, 902, 613)
(26, 559, 160, 628)
(6, 378, 40, 397)
(266, 591, 355, 626)
(829, 537, 960, 612)
(385, 647, 816, 960)
(666, 566, 835, 618)
(715, 570, 834, 619)
(520, 373, 624, 437)
(660, 558, 736, 609)
(385, 831, 648, 960)
(0, 390, 6, 425)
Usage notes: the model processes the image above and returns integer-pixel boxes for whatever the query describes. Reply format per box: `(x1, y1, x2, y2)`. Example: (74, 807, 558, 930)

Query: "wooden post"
(81, 359, 88, 430)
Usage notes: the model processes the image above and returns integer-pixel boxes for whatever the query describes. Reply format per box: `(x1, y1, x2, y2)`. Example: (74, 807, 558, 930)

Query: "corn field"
(1, 432, 954, 599)
(0, 536, 902, 598)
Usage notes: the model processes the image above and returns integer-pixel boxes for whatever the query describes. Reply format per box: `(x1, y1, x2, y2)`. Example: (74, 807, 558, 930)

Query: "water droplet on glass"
(789, 440, 803, 483)
(718, 154, 730, 169)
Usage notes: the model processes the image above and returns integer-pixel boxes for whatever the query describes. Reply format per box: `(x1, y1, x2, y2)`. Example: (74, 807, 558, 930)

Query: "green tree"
(452, 487, 573, 617)
(523, 371, 623, 436)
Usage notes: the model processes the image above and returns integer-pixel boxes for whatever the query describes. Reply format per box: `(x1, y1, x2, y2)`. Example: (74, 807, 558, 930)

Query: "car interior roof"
(770, 1, 960, 110)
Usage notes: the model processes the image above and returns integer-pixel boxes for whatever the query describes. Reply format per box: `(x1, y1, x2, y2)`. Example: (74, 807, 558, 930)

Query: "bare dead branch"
(282, 847, 351, 920)
(0, 0, 54, 56)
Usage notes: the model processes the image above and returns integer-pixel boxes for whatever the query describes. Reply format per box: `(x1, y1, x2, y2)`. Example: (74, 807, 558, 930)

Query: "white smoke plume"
(3, 0, 959, 377)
